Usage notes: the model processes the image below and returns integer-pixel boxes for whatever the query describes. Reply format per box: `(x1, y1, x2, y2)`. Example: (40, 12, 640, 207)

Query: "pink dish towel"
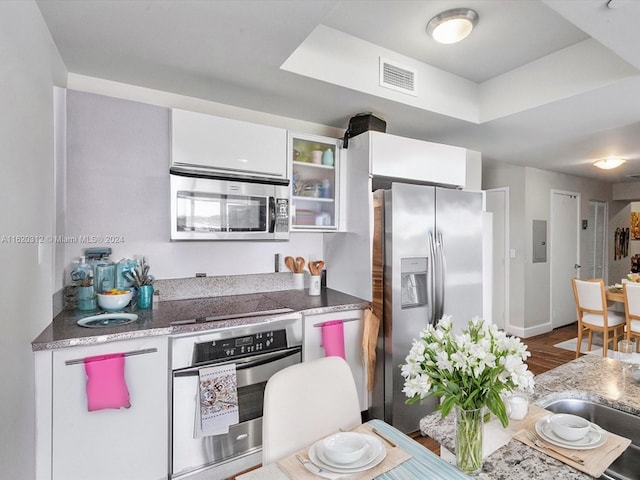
(321, 320, 345, 359)
(84, 353, 131, 412)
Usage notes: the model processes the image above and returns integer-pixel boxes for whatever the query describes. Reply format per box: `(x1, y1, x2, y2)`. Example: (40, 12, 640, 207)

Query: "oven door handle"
(173, 346, 301, 377)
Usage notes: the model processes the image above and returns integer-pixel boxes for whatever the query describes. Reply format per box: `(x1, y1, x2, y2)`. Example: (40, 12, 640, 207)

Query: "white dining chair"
(623, 282, 640, 351)
(261, 356, 362, 465)
(572, 278, 625, 358)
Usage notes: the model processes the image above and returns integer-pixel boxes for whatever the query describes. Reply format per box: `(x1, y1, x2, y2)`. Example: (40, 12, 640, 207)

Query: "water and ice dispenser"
(400, 257, 428, 308)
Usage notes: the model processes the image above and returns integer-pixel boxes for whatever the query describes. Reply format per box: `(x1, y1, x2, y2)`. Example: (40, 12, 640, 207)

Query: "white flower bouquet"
(401, 315, 535, 427)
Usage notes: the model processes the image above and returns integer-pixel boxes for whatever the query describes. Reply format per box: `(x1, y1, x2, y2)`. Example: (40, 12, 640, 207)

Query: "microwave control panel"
(274, 198, 289, 233)
(193, 329, 288, 362)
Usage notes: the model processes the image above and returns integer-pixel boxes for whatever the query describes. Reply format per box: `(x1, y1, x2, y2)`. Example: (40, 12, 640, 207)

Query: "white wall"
(0, 2, 66, 478)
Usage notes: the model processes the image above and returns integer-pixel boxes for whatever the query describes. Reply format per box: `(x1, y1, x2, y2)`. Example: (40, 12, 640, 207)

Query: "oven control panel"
(193, 329, 288, 363)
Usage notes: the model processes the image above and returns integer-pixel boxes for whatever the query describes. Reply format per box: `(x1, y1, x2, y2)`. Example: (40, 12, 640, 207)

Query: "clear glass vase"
(454, 406, 483, 475)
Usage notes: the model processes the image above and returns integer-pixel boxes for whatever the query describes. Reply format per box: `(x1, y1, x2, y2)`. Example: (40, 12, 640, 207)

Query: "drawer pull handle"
(236, 433, 249, 441)
(312, 318, 359, 328)
(65, 348, 158, 366)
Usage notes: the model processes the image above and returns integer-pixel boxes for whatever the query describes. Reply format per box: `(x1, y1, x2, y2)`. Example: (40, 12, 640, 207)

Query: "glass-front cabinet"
(289, 132, 340, 231)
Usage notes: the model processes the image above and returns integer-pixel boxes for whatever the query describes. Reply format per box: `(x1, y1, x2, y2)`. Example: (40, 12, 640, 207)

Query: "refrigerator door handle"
(435, 232, 446, 322)
(427, 233, 437, 325)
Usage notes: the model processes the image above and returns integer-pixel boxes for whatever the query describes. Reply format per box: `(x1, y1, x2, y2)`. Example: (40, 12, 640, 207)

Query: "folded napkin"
(277, 423, 411, 480)
(84, 353, 130, 412)
(513, 405, 631, 477)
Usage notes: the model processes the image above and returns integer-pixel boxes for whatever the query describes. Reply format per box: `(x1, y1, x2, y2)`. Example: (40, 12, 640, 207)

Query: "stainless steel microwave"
(170, 168, 290, 240)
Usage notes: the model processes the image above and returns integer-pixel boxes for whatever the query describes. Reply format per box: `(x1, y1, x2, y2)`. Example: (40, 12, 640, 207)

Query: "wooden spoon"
(309, 260, 324, 276)
(284, 256, 296, 273)
(295, 257, 306, 273)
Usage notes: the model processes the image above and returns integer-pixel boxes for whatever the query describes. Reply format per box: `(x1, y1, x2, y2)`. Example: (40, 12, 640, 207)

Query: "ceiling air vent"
(379, 58, 417, 96)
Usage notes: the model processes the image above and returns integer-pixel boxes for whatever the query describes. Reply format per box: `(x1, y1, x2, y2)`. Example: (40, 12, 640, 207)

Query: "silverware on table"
(524, 430, 584, 464)
(371, 427, 397, 448)
(296, 453, 326, 476)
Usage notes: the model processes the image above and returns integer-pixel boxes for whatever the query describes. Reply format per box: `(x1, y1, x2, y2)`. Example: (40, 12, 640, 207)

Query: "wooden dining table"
(606, 288, 624, 304)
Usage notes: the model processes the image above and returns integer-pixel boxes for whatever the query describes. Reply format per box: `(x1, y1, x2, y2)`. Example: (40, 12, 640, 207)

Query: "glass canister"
(77, 285, 98, 311)
(94, 260, 116, 293)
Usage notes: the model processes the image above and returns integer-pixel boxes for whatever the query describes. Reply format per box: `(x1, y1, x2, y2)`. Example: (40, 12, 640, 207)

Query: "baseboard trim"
(506, 322, 553, 339)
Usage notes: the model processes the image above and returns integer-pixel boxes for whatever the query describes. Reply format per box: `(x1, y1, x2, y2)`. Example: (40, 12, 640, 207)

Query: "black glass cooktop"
(170, 293, 292, 325)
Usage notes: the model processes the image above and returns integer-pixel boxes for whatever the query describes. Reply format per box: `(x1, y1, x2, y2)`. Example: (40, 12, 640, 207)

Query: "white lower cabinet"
(49, 337, 169, 480)
(302, 309, 367, 411)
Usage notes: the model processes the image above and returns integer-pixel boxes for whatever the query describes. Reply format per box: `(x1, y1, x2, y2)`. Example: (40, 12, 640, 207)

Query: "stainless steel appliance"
(371, 183, 484, 433)
(323, 131, 485, 434)
(170, 167, 290, 241)
(170, 311, 302, 479)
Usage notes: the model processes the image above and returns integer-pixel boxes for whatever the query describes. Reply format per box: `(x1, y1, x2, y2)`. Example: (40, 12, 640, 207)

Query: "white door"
(587, 201, 607, 279)
(486, 188, 508, 331)
(551, 191, 580, 328)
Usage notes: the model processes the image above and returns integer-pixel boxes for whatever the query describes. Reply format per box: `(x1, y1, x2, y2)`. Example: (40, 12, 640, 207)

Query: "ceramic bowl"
(97, 290, 133, 311)
(548, 413, 591, 442)
(322, 432, 368, 464)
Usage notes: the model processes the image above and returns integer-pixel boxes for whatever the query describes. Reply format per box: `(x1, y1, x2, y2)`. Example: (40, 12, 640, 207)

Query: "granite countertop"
(420, 355, 640, 479)
(32, 288, 369, 351)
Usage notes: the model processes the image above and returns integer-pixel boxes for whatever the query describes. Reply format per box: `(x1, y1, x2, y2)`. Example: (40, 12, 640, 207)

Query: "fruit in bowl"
(97, 289, 133, 311)
(628, 273, 640, 283)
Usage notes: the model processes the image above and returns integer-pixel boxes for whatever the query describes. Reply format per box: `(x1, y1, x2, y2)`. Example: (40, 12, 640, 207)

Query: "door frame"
(549, 189, 581, 329)
(485, 187, 510, 332)
(587, 200, 608, 281)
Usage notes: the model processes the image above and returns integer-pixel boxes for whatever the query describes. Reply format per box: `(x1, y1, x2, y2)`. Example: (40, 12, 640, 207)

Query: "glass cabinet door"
(289, 132, 340, 231)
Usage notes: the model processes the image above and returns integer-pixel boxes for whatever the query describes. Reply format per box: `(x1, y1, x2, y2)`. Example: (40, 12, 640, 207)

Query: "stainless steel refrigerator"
(370, 182, 484, 433)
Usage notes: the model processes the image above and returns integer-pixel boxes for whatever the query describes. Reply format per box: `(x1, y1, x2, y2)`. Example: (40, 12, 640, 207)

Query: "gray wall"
(0, 2, 66, 478)
(63, 90, 324, 283)
(484, 162, 612, 336)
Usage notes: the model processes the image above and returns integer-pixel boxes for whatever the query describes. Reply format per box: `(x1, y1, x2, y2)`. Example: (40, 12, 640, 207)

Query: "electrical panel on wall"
(533, 220, 547, 263)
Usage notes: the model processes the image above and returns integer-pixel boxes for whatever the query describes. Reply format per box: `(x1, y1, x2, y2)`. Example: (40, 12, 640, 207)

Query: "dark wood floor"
(411, 322, 579, 453)
(229, 323, 580, 478)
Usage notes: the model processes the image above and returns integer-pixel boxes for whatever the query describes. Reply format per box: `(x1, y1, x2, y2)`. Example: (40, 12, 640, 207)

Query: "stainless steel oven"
(170, 313, 302, 479)
(170, 167, 290, 241)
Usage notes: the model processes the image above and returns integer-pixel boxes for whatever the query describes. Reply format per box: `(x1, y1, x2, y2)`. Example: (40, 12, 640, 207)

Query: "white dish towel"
(194, 363, 239, 438)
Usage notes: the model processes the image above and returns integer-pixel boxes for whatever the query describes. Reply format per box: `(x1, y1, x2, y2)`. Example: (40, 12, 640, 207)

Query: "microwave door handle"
(268, 196, 276, 233)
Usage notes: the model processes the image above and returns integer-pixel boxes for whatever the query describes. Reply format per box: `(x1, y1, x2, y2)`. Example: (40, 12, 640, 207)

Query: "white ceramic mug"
(309, 275, 321, 296)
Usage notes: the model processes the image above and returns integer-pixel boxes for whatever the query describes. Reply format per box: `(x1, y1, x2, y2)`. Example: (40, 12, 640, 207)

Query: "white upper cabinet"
(171, 108, 288, 179)
(352, 131, 467, 188)
(289, 132, 342, 231)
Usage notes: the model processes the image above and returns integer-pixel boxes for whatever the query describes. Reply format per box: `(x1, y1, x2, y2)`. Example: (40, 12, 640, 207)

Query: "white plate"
(309, 434, 385, 473)
(535, 415, 606, 450)
(77, 313, 138, 328)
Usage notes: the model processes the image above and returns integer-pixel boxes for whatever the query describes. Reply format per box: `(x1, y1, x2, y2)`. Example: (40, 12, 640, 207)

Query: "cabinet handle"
(64, 348, 158, 366)
(312, 318, 359, 328)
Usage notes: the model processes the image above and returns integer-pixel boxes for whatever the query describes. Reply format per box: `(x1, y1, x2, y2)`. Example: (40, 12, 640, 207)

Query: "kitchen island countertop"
(420, 355, 640, 479)
(32, 288, 369, 351)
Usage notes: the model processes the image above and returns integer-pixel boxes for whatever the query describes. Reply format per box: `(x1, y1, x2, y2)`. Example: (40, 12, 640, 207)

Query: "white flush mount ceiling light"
(593, 157, 626, 170)
(426, 8, 479, 44)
